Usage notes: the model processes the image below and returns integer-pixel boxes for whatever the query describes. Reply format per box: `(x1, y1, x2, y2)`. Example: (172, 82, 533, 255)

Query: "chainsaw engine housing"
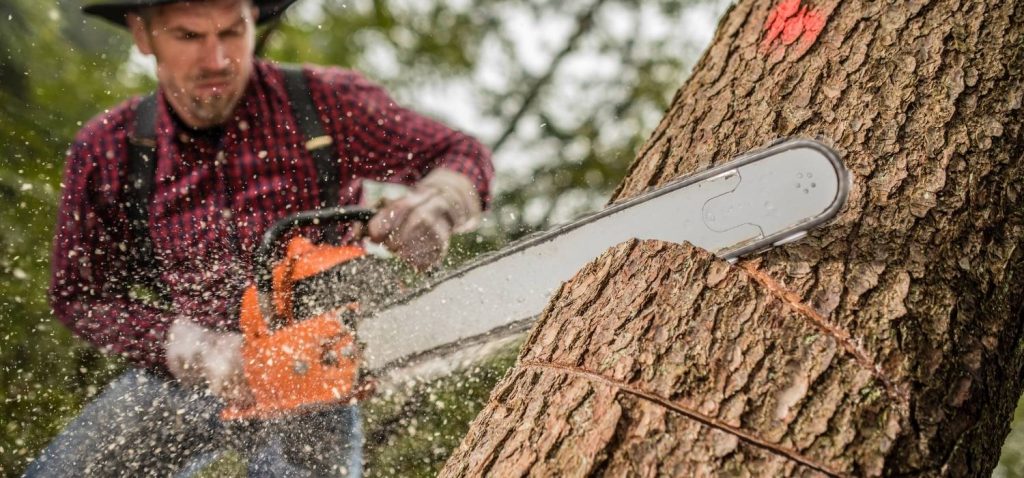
(222, 235, 401, 421)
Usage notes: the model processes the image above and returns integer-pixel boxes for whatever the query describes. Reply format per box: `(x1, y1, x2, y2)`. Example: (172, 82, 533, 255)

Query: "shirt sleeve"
(49, 132, 175, 370)
(308, 67, 494, 207)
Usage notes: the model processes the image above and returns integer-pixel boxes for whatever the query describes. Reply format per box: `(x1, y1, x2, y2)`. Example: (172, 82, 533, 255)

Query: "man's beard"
(188, 91, 235, 126)
(179, 68, 242, 126)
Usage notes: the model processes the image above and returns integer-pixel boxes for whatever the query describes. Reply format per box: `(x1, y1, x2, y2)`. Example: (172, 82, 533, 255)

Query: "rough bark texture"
(442, 240, 900, 476)
(442, 0, 1024, 476)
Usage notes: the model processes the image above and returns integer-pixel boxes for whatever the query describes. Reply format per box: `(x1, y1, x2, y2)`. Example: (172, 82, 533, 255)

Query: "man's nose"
(200, 38, 231, 71)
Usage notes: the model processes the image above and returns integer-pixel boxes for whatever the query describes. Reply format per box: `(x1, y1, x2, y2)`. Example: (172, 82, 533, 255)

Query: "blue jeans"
(24, 369, 362, 477)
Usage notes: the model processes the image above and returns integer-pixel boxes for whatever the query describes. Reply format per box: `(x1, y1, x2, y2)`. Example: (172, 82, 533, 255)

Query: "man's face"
(129, 0, 257, 128)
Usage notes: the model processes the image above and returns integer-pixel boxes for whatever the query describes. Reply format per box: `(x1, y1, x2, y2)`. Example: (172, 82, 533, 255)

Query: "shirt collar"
(155, 63, 265, 145)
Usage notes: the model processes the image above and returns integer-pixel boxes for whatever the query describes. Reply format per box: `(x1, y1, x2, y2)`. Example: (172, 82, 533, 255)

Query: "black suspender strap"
(126, 94, 161, 275)
(280, 65, 341, 209)
(125, 66, 344, 269)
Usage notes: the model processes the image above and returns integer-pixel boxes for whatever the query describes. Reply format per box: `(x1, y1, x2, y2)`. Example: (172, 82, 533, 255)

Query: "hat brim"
(82, 0, 298, 28)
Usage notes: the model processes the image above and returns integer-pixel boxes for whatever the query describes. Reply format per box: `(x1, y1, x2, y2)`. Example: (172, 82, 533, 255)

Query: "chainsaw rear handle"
(255, 207, 376, 305)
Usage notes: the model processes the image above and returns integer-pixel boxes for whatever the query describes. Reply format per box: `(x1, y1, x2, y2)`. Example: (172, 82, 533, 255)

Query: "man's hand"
(165, 319, 253, 406)
(368, 169, 482, 270)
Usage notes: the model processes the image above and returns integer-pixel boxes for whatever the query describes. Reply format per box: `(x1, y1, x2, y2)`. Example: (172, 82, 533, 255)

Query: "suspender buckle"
(305, 135, 333, 151)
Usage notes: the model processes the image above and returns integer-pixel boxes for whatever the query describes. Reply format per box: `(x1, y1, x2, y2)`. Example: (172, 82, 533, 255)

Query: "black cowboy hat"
(82, 0, 299, 28)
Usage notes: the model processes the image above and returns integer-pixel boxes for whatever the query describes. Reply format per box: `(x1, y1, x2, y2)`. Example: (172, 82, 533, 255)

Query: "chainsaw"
(221, 138, 850, 421)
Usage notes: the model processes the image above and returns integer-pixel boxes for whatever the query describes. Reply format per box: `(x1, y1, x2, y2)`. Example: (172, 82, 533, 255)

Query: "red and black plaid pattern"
(51, 60, 493, 370)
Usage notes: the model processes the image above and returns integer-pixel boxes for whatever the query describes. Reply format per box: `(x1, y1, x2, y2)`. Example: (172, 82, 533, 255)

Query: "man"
(30, 0, 492, 475)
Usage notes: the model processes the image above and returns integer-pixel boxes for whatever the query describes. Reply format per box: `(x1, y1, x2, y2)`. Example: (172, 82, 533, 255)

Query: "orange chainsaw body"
(221, 236, 368, 421)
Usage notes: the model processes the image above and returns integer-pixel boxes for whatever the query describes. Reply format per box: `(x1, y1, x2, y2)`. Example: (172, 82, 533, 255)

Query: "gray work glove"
(165, 319, 253, 406)
(368, 168, 482, 271)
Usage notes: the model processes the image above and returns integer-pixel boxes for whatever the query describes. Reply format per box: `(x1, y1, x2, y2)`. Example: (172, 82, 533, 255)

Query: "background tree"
(440, 0, 1024, 476)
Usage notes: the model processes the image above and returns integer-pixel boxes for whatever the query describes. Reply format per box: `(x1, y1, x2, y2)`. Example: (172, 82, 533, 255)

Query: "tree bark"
(440, 0, 1024, 476)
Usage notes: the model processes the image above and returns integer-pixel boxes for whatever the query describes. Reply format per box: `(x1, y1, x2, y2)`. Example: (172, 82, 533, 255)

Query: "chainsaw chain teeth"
(291, 256, 404, 322)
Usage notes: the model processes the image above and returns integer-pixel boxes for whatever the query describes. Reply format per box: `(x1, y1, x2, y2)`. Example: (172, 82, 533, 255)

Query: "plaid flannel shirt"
(50, 60, 493, 370)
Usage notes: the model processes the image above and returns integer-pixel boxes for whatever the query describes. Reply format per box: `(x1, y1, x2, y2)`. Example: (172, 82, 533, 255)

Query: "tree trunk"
(440, 0, 1024, 476)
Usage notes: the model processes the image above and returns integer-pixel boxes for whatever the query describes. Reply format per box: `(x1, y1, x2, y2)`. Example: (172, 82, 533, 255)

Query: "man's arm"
(52, 117, 255, 403)
(307, 67, 495, 268)
(307, 67, 494, 206)
(50, 135, 175, 370)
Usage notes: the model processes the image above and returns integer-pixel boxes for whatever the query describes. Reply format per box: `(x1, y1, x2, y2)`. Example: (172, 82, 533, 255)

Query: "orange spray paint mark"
(760, 0, 826, 57)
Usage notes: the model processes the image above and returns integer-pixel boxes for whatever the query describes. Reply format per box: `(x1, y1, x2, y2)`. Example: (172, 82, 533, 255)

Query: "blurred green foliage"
(2, 0, 1023, 476)
(0, 1, 140, 474)
(998, 398, 1024, 478)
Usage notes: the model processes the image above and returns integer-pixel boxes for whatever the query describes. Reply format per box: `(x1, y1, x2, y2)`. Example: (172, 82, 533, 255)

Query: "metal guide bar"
(359, 139, 849, 373)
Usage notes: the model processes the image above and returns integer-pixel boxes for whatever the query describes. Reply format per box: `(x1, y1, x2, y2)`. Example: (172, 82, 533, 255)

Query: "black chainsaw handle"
(255, 207, 376, 304)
